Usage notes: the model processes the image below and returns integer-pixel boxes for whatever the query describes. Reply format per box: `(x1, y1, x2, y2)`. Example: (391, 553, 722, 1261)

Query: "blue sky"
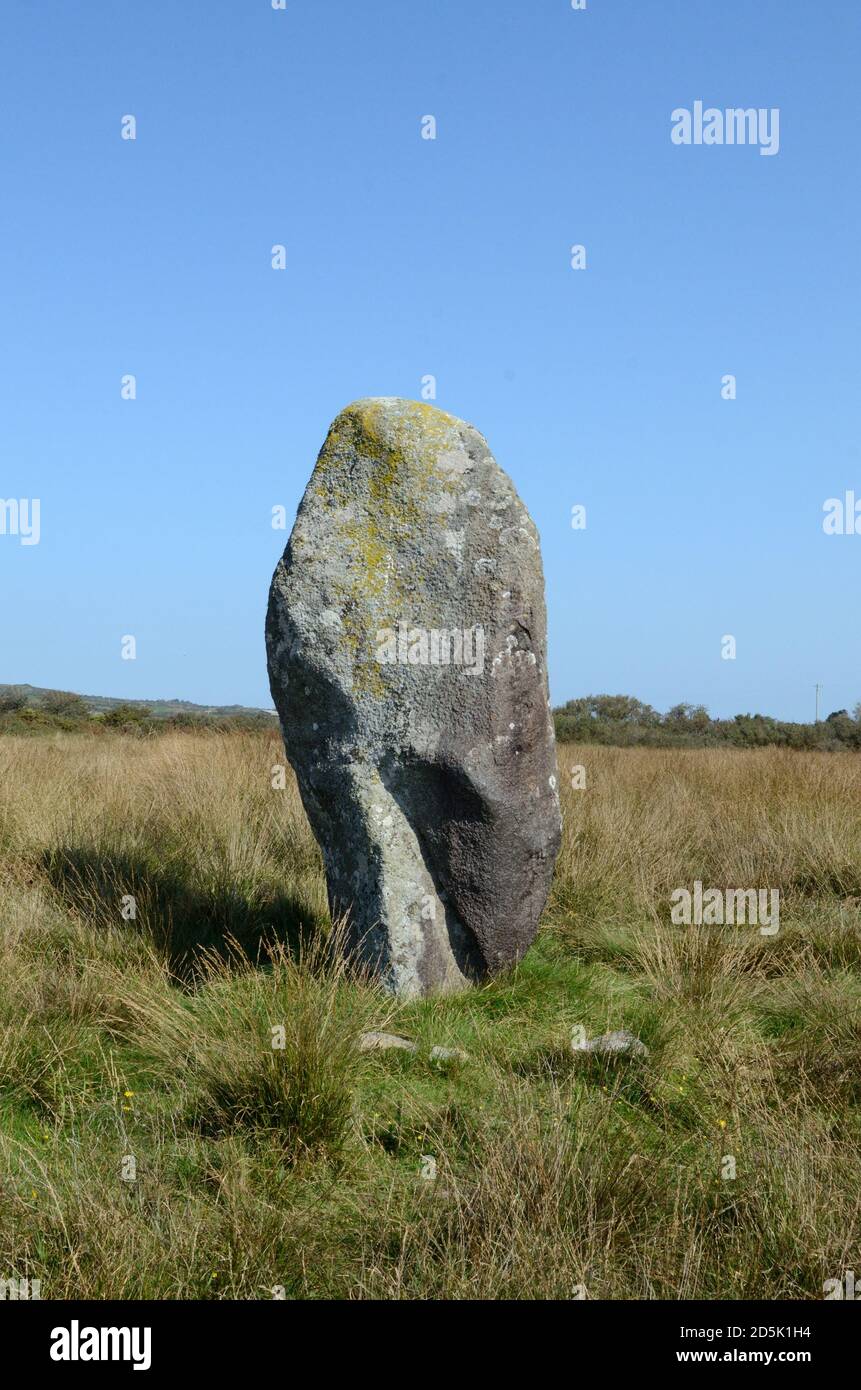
(1, 0, 858, 719)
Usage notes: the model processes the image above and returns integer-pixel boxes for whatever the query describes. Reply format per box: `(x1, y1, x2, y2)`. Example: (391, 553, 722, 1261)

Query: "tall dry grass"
(0, 731, 859, 1298)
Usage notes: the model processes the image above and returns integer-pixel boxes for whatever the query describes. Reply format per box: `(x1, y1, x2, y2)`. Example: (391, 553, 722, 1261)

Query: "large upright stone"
(266, 398, 561, 997)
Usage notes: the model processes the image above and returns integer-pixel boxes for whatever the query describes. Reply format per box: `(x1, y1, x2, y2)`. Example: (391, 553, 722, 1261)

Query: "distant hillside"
(0, 684, 277, 722)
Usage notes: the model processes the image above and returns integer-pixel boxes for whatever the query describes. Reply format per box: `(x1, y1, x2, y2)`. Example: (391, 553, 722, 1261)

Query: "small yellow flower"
(124, 1090, 134, 1098)
(718, 1119, 727, 1129)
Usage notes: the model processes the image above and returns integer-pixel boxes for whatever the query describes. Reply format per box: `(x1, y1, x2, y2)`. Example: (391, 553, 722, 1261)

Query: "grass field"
(1, 730, 859, 1299)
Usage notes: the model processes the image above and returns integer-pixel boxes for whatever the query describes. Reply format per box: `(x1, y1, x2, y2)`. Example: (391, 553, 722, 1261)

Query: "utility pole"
(815, 684, 822, 724)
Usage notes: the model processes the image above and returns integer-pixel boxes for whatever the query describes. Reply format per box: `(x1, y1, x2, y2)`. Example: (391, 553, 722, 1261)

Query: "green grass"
(0, 732, 859, 1298)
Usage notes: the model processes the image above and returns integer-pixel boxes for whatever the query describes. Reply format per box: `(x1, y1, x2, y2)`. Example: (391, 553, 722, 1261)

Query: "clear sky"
(1, 0, 858, 719)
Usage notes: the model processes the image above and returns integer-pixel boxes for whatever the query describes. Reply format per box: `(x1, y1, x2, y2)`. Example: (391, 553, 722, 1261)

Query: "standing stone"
(266, 398, 561, 997)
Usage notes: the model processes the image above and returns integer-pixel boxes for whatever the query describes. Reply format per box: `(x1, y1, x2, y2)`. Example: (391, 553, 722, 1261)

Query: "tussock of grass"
(0, 733, 859, 1298)
(105, 930, 385, 1160)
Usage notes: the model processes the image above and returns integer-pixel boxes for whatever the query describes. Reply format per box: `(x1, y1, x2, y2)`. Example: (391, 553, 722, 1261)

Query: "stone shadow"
(40, 844, 322, 980)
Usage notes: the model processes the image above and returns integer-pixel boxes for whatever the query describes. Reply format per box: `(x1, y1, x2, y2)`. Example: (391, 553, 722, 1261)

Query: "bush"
(101, 704, 152, 727)
(41, 690, 90, 719)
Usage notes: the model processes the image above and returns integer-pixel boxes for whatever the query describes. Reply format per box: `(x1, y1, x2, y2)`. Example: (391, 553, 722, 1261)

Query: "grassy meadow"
(1, 729, 859, 1299)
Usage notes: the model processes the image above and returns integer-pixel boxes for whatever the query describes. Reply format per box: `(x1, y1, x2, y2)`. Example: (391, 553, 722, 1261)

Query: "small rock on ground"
(357, 1031, 417, 1053)
(572, 1029, 648, 1058)
(429, 1045, 470, 1063)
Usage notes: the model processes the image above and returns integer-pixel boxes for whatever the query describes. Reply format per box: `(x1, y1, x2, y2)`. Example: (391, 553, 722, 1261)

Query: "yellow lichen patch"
(307, 398, 471, 696)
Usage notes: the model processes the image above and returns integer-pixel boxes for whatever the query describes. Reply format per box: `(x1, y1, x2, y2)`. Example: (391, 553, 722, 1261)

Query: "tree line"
(4, 686, 860, 750)
(553, 694, 861, 750)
